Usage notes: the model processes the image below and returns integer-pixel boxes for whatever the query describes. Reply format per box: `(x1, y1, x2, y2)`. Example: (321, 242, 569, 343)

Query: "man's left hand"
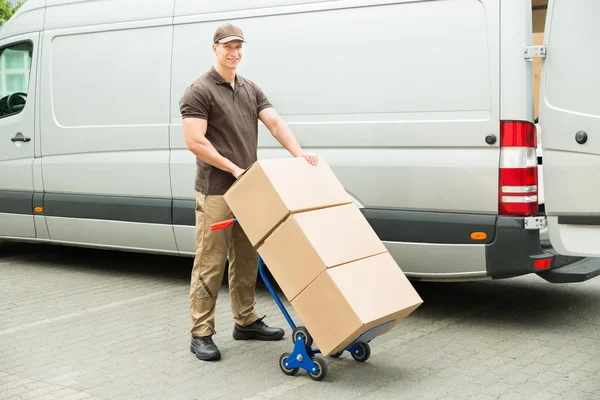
(299, 152, 319, 166)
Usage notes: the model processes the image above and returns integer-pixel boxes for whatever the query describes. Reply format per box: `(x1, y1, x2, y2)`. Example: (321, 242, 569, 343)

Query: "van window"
(0, 41, 33, 118)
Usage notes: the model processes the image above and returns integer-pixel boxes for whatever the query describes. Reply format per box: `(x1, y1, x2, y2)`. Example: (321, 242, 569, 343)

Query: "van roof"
(0, 0, 174, 42)
(0, 0, 45, 41)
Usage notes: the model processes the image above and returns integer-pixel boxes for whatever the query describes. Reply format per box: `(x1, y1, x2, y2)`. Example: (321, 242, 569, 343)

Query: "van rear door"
(540, 0, 600, 256)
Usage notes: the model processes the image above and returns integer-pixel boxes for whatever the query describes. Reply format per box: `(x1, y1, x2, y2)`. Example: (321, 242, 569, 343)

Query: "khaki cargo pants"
(189, 192, 260, 337)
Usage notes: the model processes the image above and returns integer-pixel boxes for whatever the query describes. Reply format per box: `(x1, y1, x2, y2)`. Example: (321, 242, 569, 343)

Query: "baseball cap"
(213, 23, 246, 44)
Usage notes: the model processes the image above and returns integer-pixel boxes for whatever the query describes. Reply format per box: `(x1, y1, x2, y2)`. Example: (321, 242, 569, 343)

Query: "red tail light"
(534, 257, 552, 270)
(499, 121, 538, 216)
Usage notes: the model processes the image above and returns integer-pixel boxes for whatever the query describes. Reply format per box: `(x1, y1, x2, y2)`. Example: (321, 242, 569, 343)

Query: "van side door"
(0, 33, 39, 239)
(38, 3, 178, 253)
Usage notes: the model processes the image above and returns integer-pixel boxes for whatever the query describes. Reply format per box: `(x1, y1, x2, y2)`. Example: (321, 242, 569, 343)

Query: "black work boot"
(232, 316, 285, 341)
(190, 335, 221, 361)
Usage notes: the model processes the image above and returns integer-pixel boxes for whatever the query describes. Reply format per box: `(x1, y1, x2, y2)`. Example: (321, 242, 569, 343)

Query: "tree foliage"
(0, 0, 25, 27)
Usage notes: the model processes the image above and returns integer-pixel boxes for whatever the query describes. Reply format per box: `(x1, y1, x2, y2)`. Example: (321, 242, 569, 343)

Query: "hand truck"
(211, 218, 373, 382)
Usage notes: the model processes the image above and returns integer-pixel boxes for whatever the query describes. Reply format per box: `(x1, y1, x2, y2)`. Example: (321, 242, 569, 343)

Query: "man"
(179, 23, 318, 362)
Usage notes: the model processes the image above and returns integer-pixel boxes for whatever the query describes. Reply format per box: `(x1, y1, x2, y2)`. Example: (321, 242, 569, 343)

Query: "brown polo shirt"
(179, 67, 273, 195)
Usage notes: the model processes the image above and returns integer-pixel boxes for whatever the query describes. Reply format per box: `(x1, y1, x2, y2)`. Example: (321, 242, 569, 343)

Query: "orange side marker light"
(470, 232, 487, 240)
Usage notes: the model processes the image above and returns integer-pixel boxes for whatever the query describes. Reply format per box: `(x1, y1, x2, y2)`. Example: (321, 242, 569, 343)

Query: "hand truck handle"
(210, 218, 237, 231)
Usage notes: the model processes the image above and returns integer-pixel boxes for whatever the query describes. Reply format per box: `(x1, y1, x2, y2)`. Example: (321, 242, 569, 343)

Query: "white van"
(1, 0, 598, 284)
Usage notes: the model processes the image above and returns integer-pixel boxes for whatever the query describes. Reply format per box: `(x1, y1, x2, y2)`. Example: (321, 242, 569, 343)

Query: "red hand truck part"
(211, 218, 378, 381)
(210, 218, 237, 231)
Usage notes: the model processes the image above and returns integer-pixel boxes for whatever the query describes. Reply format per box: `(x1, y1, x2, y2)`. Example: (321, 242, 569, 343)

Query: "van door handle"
(11, 135, 30, 143)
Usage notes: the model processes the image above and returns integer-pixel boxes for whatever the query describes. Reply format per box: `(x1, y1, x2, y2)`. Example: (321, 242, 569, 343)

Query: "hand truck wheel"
(350, 342, 371, 363)
(308, 356, 328, 381)
(330, 351, 344, 358)
(292, 326, 313, 348)
(279, 353, 299, 376)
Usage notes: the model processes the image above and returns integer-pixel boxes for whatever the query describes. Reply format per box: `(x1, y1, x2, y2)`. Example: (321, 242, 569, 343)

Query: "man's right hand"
(184, 118, 240, 177)
(232, 167, 245, 179)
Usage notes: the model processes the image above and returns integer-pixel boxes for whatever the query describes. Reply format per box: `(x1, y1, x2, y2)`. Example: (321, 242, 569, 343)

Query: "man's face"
(213, 40, 243, 70)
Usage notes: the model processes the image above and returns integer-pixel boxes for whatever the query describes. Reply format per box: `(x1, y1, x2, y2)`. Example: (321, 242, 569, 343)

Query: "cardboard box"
(257, 203, 388, 301)
(223, 157, 352, 246)
(290, 252, 423, 356)
(223, 155, 423, 357)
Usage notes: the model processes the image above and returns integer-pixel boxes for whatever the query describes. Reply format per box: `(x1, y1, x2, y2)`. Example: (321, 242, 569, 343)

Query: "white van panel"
(171, 0, 500, 214)
(256, 146, 499, 213)
(500, 0, 535, 122)
(174, 226, 195, 255)
(44, 0, 175, 30)
(41, 151, 172, 197)
(174, 0, 330, 17)
(384, 241, 487, 279)
(540, 0, 600, 257)
(543, 152, 600, 214)
(34, 215, 50, 240)
(45, 217, 179, 253)
(45, 26, 172, 133)
(40, 23, 172, 197)
(0, 213, 36, 238)
(170, 144, 197, 200)
(547, 217, 600, 258)
(38, 21, 175, 248)
(0, 159, 34, 192)
(33, 159, 44, 192)
(175, 1, 494, 116)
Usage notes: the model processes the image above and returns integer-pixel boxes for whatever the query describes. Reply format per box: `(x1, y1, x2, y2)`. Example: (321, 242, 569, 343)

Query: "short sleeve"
(179, 84, 211, 120)
(254, 84, 273, 114)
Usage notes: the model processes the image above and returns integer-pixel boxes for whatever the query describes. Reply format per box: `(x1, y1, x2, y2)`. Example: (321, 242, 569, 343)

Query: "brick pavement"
(1, 241, 599, 399)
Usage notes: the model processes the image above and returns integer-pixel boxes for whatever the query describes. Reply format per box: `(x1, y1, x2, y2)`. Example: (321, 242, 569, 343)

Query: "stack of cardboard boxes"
(224, 157, 423, 356)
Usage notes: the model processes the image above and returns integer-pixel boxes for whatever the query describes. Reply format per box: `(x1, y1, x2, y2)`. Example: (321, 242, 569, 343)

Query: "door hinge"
(525, 45, 546, 60)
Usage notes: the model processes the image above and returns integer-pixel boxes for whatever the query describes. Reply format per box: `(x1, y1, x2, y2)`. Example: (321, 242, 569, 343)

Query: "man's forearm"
(271, 120, 303, 157)
(188, 137, 239, 174)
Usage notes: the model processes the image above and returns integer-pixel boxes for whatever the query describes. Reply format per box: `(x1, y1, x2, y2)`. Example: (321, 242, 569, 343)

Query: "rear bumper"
(361, 208, 598, 283)
(484, 216, 578, 279)
(536, 259, 600, 283)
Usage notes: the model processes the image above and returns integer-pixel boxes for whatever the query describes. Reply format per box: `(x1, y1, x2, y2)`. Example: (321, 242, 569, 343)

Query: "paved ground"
(1, 241, 600, 400)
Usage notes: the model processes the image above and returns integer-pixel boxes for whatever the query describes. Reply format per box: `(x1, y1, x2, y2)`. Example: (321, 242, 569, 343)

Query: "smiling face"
(213, 40, 243, 71)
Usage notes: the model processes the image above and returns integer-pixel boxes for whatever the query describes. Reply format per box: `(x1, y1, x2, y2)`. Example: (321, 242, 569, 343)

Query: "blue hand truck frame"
(211, 218, 384, 382)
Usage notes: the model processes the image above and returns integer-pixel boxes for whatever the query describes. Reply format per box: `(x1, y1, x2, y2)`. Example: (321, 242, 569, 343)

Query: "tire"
(308, 357, 327, 381)
(292, 326, 313, 348)
(279, 353, 299, 376)
(350, 342, 371, 363)
(330, 351, 343, 358)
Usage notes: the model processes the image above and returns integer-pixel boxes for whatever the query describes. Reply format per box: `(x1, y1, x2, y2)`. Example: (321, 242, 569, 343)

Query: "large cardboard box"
(223, 156, 423, 357)
(257, 203, 388, 301)
(224, 157, 352, 246)
(291, 252, 424, 356)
